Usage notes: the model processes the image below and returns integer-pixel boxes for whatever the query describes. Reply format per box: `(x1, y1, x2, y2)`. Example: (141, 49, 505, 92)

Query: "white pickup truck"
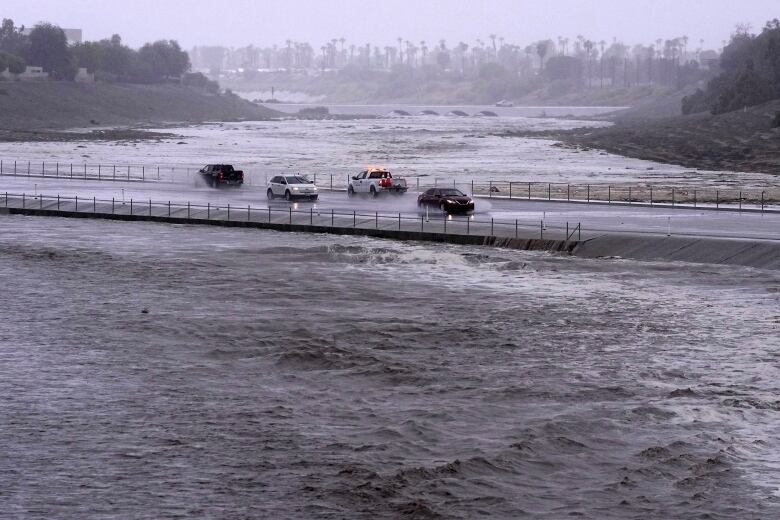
(347, 168, 408, 197)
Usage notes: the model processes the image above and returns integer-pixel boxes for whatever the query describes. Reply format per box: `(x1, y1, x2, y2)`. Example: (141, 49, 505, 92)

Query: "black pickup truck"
(198, 164, 244, 187)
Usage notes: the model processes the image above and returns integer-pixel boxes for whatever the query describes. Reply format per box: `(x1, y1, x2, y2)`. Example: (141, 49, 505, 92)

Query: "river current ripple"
(1, 215, 779, 519)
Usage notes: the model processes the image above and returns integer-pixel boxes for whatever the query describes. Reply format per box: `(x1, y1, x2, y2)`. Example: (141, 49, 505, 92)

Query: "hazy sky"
(3, 0, 778, 49)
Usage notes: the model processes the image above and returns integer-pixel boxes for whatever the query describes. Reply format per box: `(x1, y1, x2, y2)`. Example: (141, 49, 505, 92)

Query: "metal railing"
(2, 159, 777, 211)
(1, 191, 580, 242)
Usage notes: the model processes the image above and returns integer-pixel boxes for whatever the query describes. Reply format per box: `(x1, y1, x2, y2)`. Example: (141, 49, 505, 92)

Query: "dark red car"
(417, 188, 475, 214)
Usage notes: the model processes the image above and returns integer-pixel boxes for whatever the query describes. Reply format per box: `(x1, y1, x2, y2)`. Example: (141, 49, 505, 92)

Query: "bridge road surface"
(2, 176, 779, 242)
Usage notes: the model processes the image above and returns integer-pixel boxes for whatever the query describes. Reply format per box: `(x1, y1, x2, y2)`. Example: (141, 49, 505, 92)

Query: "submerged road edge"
(3, 207, 779, 270)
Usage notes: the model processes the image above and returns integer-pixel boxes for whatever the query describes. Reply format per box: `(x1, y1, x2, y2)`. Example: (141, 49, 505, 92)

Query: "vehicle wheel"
(347, 186, 355, 197)
(311, 195, 319, 201)
(370, 186, 378, 198)
(285, 190, 293, 201)
(267, 189, 274, 200)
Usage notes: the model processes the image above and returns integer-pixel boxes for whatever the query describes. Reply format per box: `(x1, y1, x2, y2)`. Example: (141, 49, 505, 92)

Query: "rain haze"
(2, 0, 779, 48)
(2, 0, 780, 519)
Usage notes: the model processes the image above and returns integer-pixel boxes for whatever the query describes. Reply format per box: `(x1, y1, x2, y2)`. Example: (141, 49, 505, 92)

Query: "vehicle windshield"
(219, 165, 235, 172)
(440, 189, 465, 196)
(285, 176, 311, 184)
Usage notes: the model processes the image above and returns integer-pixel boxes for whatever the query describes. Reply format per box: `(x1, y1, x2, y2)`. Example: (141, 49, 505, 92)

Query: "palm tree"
(599, 40, 606, 87)
(397, 37, 403, 64)
(536, 41, 549, 70)
(489, 34, 497, 56)
(583, 40, 594, 87)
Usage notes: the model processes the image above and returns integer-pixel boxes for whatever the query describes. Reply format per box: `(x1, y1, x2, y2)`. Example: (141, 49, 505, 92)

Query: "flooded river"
(1, 215, 779, 518)
(1, 111, 778, 188)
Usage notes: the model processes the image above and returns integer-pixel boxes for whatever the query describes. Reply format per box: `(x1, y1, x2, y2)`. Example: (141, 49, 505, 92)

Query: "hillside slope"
(0, 82, 278, 130)
(555, 100, 780, 174)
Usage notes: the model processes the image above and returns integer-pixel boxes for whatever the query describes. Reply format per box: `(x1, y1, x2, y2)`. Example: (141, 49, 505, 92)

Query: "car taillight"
(218, 172, 224, 180)
(380, 178, 391, 187)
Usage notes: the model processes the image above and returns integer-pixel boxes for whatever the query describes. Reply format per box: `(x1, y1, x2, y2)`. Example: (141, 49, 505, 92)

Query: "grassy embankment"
(0, 82, 279, 140)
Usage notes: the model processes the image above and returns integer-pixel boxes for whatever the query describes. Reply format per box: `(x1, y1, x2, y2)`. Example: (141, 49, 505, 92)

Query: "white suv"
(267, 175, 319, 201)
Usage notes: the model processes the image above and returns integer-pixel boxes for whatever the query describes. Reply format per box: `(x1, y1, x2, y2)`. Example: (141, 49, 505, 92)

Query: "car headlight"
(445, 199, 455, 204)
(293, 187, 299, 191)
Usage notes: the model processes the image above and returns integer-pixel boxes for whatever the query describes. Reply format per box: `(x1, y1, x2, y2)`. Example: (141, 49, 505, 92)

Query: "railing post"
(693, 189, 697, 208)
(528, 182, 531, 199)
(98, 164, 101, 180)
(56, 162, 58, 177)
(208, 203, 210, 220)
(567, 184, 570, 201)
(420, 215, 423, 232)
(247, 204, 250, 222)
(75, 195, 77, 211)
(93, 196, 96, 213)
(628, 187, 631, 204)
(188, 201, 190, 219)
(27, 161, 30, 176)
(149, 199, 152, 216)
(168, 201, 171, 217)
(587, 185, 590, 203)
(311, 208, 314, 225)
(578, 223, 581, 241)
(470, 179, 473, 194)
(127, 166, 130, 181)
(739, 191, 742, 212)
(289, 207, 291, 224)
(548, 183, 551, 200)
(444, 215, 447, 233)
(40, 193, 43, 209)
(84, 163, 86, 179)
(23, 193, 25, 208)
(332, 209, 335, 227)
(58, 194, 60, 210)
(566, 221, 569, 239)
(672, 187, 675, 207)
(509, 182, 513, 199)
(111, 197, 114, 214)
(142, 166, 145, 181)
(130, 198, 132, 215)
(716, 190, 719, 209)
(515, 219, 518, 238)
(353, 210, 356, 227)
(268, 206, 271, 222)
(491, 218, 494, 236)
(466, 217, 470, 235)
(398, 212, 401, 230)
(228, 203, 231, 220)
(14, 160, 16, 175)
(650, 186, 653, 205)
(540, 220, 543, 239)
(761, 191, 765, 213)
(608, 186, 611, 204)
(375, 211, 378, 229)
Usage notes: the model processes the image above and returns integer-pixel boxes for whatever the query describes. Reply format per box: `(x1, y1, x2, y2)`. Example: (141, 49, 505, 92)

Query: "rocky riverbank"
(502, 99, 780, 175)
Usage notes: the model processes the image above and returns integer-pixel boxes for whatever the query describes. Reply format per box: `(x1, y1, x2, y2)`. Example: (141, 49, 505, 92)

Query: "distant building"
(17, 66, 50, 81)
(75, 67, 94, 82)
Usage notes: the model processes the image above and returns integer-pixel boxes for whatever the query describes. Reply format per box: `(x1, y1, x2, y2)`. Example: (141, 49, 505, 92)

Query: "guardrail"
(1, 191, 581, 243)
(2, 159, 778, 211)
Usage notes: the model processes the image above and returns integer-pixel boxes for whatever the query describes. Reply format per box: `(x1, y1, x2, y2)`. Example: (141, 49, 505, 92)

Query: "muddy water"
(1, 215, 779, 518)
(2, 115, 778, 188)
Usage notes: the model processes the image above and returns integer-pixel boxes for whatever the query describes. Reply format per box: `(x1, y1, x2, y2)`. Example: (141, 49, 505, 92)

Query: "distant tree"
(536, 40, 552, 69)
(544, 55, 583, 82)
(0, 18, 28, 56)
(26, 23, 76, 80)
(0, 50, 26, 74)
